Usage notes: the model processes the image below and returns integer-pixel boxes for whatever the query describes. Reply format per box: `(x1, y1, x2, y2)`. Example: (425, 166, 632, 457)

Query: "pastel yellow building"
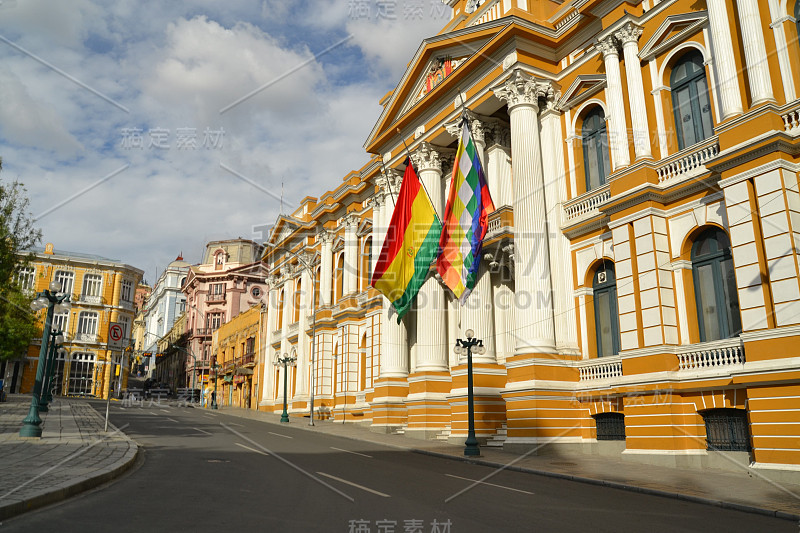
(256, 0, 800, 476)
(212, 304, 262, 409)
(14, 243, 143, 399)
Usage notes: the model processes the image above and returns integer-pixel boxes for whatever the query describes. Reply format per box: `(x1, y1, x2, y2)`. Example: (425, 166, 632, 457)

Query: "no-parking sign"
(108, 322, 125, 350)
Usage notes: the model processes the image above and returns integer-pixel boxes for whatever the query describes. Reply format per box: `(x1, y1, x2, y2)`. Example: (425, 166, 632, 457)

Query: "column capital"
(444, 112, 488, 146)
(317, 228, 332, 244)
(492, 69, 554, 113)
(614, 21, 643, 46)
(411, 142, 442, 174)
(341, 212, 360, 229)
(595, 36, 620, 58)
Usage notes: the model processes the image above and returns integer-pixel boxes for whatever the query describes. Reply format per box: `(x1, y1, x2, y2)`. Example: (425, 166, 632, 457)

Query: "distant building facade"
(183, 239, 268, 389)
(12, 242, 143, 399)
(140, 256, 190, 376)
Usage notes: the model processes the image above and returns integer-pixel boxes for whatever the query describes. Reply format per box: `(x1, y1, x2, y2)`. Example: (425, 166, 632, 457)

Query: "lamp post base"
(280, 412, 290, 423)
(464, 438, 481, 457)
(19, 404, 43, 438)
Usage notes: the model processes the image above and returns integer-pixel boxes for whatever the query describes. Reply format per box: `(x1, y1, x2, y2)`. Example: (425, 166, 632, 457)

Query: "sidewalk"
(218, 405, 800, 522)
(0, 395, 138, 520)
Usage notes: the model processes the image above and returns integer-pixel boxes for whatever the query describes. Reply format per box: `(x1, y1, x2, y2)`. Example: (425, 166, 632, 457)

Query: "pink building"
(183, 239, 267, 387)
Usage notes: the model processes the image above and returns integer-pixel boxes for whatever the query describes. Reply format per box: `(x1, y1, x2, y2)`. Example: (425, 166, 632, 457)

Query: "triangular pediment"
(398, 54, 471, 117)
(267, 216, 302, 247)
(639, 11, 708, 61)
(365, 22, 506, 152)
(558, 75, 607, 111)
(332, 235, 345, 253)
(357, 219, 372, 237)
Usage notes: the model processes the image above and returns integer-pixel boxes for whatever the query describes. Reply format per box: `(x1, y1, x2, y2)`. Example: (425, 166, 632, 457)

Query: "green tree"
(0, 161, 43, 362)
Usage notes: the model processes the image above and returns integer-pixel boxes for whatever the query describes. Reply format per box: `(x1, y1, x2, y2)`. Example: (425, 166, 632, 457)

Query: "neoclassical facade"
(12, 243, 143, 398)
(259, 0, 800, 472)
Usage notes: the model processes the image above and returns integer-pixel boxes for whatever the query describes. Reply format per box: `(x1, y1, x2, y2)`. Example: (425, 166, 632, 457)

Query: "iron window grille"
(595, 413, 626, 441)
(703, 409, 751, 452)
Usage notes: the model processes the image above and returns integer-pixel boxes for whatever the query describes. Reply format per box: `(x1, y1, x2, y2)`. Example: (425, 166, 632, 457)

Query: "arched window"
(582, 107, 611, 191)
(702, 408, 751, 451)
(671, 50, 714, 150)
(593, 263, 620, 357)
(692, 228, 741, 341)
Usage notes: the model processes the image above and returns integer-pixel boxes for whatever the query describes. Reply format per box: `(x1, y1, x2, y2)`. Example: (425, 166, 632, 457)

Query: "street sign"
(108, 322, 125, 350)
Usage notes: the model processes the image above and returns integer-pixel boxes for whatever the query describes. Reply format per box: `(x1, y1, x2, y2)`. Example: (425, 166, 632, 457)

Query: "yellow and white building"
(15, 242, 144, 399)
(258, 0, 800, 473)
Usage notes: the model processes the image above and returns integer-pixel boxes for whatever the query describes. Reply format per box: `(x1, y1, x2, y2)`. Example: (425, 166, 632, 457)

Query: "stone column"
(410, 143, 448, 372)
(615, 22, 652, 160)
(596, 36, 630, 170)
(278, 276, 294, 399)
(492, 69, 557, 355)
(295, 264, 311, 398)
(485, 123, 512, 208)
(318, 230, 333, 307)
(342, 213, 359, 296)
(540, 97, 579, 355)
(736, 0, 774, 104)
(706, 0, 743, 118)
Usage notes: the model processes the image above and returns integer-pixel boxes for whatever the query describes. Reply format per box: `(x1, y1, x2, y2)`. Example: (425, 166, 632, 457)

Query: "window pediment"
(639, 11, 708, 61)
(558, 75, 607, 111)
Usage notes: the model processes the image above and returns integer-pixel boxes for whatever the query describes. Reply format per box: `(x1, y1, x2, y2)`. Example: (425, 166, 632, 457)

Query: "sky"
(0, 0, 451, 284)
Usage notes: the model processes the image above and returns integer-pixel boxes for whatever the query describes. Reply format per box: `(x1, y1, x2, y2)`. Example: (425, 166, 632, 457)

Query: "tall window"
(82, 273, 102, 297)
(692, 228, 741, 341)
(54, 270, 74, 295)
(593, 264, 620, 357)
(121, 280, 133, 302)
(77, 312, 98, 336)
(582, 107, 611, 191)
(671, 50, 714, 150)
(207, 313, 223, 331)
(314, 267, 321, 308)
(52, 311, 69, 335)
(16, 267, 35, 291)
(68, 352, 95, 395)
(276, 289, 285, 329)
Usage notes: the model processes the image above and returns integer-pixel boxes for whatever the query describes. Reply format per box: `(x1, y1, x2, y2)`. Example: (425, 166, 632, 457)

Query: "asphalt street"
(0, 402, 794, 533)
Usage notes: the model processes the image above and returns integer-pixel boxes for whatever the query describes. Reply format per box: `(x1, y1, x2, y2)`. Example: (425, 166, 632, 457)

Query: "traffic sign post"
(105, 322, 126, 431)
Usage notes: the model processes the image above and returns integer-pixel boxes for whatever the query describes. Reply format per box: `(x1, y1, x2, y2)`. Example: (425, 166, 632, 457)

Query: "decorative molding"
(491, 69, 555, 112)
(639, 11, 709, 61)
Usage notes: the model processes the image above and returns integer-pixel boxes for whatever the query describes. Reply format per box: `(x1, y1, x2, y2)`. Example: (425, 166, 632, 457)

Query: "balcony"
(194, 361, 210, 370)
(656, 137, 719, 186)
(484, 206, 514, 241)
(288, 322, 299, 335)
(563, 184, 610, 224)
(206, 291, 226, 304)
(676, 338, 745, 372)
(75, 333, 98, 343)
(237, 352, 256, 367)
(577, 356, 623, 381)
(78, 294, 104, 305)
(119, 299, 134, 311)
(192, 328, 212, 337)
(783, 105, 800, 135)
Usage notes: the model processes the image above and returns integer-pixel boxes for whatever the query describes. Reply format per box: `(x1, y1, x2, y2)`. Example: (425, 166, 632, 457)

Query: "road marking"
(268, 431, 293, 439)
(193, 427, 212, 435)
(220, 423, 354, 502)
(445, 474, 534, 495)
(236, 443, 269, 456)
(317, 472, 390, 498)
(165, 418, 179, 423)
(228, 422, 245, 427)
(203, 413, 217, 418)
(330, 447, 372, 458)
(160, 409, 171, 413)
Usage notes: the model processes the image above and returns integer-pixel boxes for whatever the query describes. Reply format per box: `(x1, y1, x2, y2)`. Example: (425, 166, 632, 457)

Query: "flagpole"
(378, 159, 398, 209)
(456, 88, 470, 126)
(396, 128, 443, 225)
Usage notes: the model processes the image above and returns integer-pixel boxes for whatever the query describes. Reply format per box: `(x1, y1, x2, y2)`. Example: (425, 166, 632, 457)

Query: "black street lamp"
(454, 329, 485, 457)
(20, 281, 71, 438)
(274, 353, 297, 423)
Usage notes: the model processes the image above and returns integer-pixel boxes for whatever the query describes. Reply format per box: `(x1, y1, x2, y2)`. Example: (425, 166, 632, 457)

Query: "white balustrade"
(676, 338, 745, 371)
(472, 0, 502, 25)
(564, 184, 611, 221)
(783, 107, 800, 133)
(656, 140, 719, 184)
(578, 357, 623, 381)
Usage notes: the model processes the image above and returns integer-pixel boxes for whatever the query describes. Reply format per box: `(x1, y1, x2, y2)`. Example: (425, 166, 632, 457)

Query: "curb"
(409, 448, 800, 522)
(0, 404, 140, 521)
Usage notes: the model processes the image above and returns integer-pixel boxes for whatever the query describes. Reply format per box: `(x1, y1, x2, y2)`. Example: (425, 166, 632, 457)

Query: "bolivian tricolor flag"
(371, 159, 442, 321)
